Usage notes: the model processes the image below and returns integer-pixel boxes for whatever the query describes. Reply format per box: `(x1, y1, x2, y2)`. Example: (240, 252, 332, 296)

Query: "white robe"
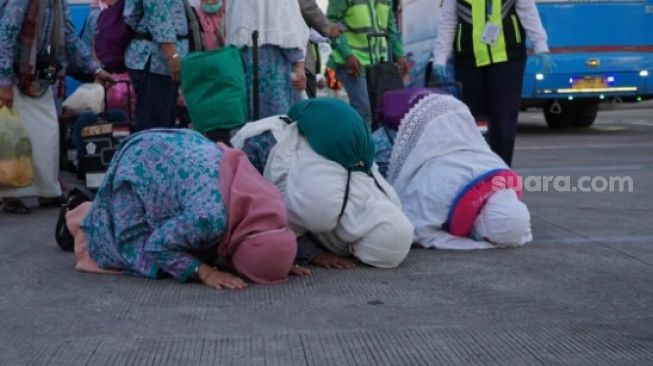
(226, 0, 310, 51)
(389, 94, 509, 250)
(233, 118, 414, 268)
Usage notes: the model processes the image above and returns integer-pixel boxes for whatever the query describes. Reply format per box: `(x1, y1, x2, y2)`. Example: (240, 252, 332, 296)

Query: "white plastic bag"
(62, 83, 105, 114)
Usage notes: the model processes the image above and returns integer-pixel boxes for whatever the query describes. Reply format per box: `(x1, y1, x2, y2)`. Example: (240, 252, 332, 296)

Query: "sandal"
(55, 187, 95, 252)
(2, 199, 31, 214)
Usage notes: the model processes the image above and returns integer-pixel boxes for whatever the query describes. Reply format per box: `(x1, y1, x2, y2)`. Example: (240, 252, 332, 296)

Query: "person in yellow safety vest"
(432, 0, 554, 166)
(327, 0, 409, 126)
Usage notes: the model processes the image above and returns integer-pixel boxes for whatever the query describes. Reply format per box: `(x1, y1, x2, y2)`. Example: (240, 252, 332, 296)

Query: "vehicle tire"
(573, 99, 599, 128)
(544, 100, 577, 128)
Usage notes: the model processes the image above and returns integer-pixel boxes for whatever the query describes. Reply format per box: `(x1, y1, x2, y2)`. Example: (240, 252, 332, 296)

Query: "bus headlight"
(640, 70, 649, 77)
(535, 73, 544, 81)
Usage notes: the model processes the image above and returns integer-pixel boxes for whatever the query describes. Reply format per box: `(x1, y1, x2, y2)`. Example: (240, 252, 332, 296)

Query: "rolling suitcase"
(79, 80, 134, 190)
(365, 32, 404, 130)
(252, 30, 261, 121)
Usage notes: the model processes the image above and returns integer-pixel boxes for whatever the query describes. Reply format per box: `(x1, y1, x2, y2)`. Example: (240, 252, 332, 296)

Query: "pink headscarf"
(196, 1, 226, 50)
(216, 143, 297, 284)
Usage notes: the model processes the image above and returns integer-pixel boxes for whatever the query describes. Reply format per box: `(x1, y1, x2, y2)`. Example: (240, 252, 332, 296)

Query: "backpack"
(95, 0, 203, 72)
(95, 0, 133, 74)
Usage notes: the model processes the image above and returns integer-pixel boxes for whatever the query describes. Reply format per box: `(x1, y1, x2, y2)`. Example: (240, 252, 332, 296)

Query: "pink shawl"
(216, 143, 293, 256)
(216, 143, 296, 284)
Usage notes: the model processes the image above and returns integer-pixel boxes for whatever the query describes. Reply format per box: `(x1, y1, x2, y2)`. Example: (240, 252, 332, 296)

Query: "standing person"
(79, 0, 107, 49)
(327, 0, 409, 126)
(124, 0, 189, 130)
(298, 0, 342, 98)
(61, 129, 301, 288)
(432, 0, 553, 166)
(0, 0, 114, 214)
(194, 0, 226, 51)
(226, 0, 309, 121)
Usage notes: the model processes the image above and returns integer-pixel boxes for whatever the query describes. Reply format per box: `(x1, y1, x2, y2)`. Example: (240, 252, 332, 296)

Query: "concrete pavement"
(1, 106, 652, 365)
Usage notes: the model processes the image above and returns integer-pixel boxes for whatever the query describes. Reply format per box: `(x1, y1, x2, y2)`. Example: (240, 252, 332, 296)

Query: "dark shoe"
(2, 199, 31, 214)
(55, 187, 96, 252)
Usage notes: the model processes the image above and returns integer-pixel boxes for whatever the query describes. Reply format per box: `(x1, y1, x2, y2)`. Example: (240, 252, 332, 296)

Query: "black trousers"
(454, 59, 526, 166)
(203, 129, 232, 146)
(129, 62, 179, 131)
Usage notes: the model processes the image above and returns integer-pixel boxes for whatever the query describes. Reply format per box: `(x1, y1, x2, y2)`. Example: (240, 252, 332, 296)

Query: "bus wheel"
(544, 100, 576, 128)
(573, 100, 599, 128)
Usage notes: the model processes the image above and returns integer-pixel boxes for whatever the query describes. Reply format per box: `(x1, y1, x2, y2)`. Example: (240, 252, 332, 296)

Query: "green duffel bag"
(181, 46, 247, 132)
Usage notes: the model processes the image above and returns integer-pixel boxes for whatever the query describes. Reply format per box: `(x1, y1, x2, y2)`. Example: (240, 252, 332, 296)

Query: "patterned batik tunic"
(123, 0, 189, 75)
(372, 126, 397, 178)
(0, 0, 99, 87)
(79, 7, 102, 49)
(81, 129, 227, 282)
(241, 46, 303, 121)
(241, 130, 278, 175)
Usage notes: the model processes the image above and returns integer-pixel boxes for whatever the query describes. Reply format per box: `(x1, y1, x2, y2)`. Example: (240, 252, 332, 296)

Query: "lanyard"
(486, 0, 493, 19)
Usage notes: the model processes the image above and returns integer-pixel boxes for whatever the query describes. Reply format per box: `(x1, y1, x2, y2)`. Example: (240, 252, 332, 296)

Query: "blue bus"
(400, 0, 653, 128)
(65, 0, 94, 94)
(68, 0, 92, 27)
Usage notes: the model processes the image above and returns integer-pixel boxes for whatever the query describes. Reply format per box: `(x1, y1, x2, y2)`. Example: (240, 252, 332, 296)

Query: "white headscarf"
(226, 0, 310, 50)
(473, 189, 533, 248)
(388, 94, 505, 194)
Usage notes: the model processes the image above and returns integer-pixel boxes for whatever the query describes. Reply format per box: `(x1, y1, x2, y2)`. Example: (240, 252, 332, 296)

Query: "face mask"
(201, 1, 222, 14)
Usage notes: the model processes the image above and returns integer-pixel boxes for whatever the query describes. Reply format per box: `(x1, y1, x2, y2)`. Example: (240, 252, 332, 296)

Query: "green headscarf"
(289, 98, 374, 172)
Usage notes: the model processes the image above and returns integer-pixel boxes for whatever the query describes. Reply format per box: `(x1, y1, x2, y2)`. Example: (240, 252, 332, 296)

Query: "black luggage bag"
(365, 32, 404, 130)
(79, 80, 134, 190)
(425, 69, 488, 136)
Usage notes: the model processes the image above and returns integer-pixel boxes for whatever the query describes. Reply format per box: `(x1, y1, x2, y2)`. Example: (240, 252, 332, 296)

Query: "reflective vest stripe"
(456, 4, 473, 23)
(501, 0, 517, 18)
(511, 14, 522, 44)
(331, 0, 392, 65)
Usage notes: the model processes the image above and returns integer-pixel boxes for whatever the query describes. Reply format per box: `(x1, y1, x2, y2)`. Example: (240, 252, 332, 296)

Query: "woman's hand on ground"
(312, 253, 357, 269)
(0, 86, 14, 109)
(199, 265, 247, 290)
(290, 264, 311, 276)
